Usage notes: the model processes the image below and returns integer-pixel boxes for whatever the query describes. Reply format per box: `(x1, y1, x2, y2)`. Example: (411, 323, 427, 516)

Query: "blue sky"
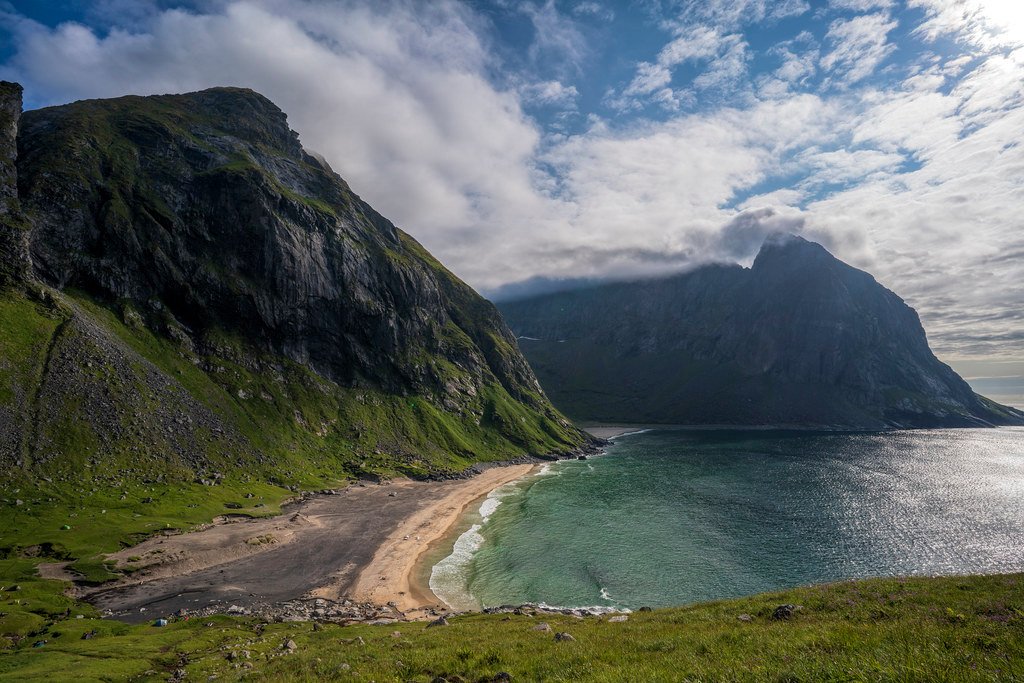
(1, 1, 1022, 401)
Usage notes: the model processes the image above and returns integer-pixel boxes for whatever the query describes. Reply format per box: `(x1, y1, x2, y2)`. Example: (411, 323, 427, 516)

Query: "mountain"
(0, 82, 587, 493)
(498, 234, 1024, 429)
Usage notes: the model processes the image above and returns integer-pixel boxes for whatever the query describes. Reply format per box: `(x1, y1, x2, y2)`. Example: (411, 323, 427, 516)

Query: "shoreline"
(329, 463, 537, 616)
(78, 461, 546, 623)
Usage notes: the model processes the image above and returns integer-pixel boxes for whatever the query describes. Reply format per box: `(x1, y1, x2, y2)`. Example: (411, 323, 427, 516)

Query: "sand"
(82, 464, 535, 622)
(325, 464, 534, 615)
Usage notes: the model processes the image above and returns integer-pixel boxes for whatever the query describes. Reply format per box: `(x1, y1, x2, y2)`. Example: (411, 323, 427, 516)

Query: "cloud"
(820, 12, 898, 86)
(715, 207, 807, 260)
(571, 2, 614, 21)
(0, 0, 560, 277)
(522, 0, 589, 75)
(828, 0, 894, 11)
(519, 79, 579, 107)
(617, 26, 749, 110)
(910, 0, 1024, 50)
(0, 0, 1022, 361)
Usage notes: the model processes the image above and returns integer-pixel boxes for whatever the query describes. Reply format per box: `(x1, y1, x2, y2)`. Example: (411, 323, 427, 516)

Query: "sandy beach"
(81, 464, 536, 623)
(331, 464, 535, 614)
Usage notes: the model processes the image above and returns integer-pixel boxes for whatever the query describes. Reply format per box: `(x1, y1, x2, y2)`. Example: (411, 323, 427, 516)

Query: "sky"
(1, 0, 1022, 404)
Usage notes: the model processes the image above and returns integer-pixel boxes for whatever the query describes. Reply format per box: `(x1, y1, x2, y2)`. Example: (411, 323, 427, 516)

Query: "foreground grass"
(0, 574, 1021, 681)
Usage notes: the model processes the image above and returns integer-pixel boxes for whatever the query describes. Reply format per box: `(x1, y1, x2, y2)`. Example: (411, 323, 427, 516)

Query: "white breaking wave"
(428, 477, 526, 611)
(534, 601, 632, 615)
(611, 428, 652, 440)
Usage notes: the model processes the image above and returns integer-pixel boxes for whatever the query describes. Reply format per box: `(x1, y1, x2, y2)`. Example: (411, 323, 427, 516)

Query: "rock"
(607, 615, 628, 623)
(554, 632, 576, 642)
(282, 639, 297, 652)
(427, 616, 449, 628)
(533, 623, 552, 632)
(737, 614, 753, 622)
(771, 604, 802, 621)
(491, 673, 513, 682)
(637, 606, 653, 612)
(81, 630, 97, 640)
(153, 618, 169, 627)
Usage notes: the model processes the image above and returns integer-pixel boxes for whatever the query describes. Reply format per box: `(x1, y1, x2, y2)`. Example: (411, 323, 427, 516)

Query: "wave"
(428, 476, 527, 610)
(611, 428, 652, 440)
(534, 601, 631, 615)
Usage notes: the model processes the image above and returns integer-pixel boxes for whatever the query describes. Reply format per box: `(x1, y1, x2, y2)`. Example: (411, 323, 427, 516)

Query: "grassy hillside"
(1, 574, 1021, 681)
(0, 285, 581, 587)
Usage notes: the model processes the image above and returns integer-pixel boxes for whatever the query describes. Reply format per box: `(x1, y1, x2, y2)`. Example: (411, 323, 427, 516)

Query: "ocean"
(429, 428, 1024, 612)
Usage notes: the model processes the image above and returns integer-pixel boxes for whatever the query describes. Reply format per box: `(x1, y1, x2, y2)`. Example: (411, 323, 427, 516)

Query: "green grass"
(1, 574, 1021, 681)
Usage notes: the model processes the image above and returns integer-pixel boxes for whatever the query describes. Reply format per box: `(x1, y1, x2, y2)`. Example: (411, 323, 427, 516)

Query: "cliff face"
(499, 235, 1024, 429)
(0, 86, 584, 487)
(0, 81, 30, 286)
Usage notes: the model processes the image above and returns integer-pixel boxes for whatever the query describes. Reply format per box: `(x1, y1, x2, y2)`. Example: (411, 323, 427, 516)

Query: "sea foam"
(428, 478, 525, 611)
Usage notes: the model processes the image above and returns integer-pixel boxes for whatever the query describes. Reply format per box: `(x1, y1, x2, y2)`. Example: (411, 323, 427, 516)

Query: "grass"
(0, 574, 1021, 681)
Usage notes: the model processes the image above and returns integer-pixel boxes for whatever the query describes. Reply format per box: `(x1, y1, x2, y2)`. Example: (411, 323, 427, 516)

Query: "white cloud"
(0, 0, 558, 278)
(820, 12, 898, 86)
(520, 79, 579, 107)
(522, 0, 589, 75)
(618, 26, 749, 110)
(911, 0, 1024, 50)
(1, 0, 1022, 361)
(828, 0, 895, 10)
(571, 2, 614, 21)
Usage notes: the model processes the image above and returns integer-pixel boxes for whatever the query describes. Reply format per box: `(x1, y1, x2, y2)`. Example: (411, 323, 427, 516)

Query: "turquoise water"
(429, 428, 1024, 611)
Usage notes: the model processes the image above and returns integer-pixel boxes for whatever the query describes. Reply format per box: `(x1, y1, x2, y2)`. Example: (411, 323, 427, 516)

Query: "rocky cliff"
(0, 81, 30, 287)
(499, 235, 1024, 429)
(0, 86, 585, 491)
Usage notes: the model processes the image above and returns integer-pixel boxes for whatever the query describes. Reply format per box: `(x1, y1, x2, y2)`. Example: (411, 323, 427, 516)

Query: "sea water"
(429, 428, 1024, 611)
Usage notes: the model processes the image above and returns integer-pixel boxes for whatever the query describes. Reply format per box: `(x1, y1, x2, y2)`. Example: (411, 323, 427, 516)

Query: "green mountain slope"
(0, 82, 586, 581)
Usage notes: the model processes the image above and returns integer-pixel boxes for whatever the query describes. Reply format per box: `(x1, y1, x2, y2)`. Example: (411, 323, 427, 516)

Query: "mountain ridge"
(0, 82, 589, 498)
(499, 234, 1024, 429)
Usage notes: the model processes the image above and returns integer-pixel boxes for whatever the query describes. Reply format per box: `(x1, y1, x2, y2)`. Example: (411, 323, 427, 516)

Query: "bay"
(430, 428, 1024, 611)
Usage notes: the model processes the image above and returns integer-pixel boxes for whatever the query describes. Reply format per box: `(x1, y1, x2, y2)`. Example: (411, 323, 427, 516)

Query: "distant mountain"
(499, 234, 1024, 429)
(0, 82, 586, 491)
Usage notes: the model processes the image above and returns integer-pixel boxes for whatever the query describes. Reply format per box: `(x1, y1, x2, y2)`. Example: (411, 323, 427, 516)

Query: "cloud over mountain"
(1, 0, 1021, 361)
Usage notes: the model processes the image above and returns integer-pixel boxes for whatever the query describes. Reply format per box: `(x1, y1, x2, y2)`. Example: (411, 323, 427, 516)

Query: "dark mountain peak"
(500, 235, 1024, 429)
(751, 233, 834, 272)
